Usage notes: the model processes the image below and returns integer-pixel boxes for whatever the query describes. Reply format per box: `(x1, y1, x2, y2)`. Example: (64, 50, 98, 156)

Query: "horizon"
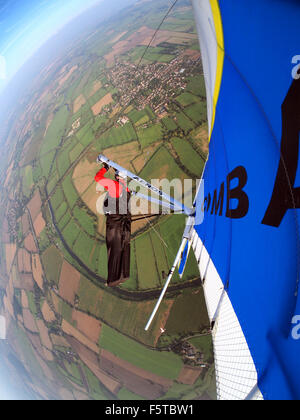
(0, 0, 106, 94)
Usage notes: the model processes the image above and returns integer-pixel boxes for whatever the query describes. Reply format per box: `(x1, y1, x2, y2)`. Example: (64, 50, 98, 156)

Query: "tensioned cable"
(127, 0, 181, 252)
(136, 0, 180, 69)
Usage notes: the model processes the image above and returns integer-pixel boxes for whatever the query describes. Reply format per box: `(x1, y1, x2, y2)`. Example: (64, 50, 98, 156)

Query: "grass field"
(50, 186, 64, 211)
(184, 102, 207, 125)
(186, 75, 206, 98)
(158, 215, 200, 284)
(55, 201, 68, 221)
(171, 137, 205, 177)
(73, 231, 96, 268)
(162, 117, 177, 132)
(40, 150, 56, 178)
(96, 122, 137, 150)
(175, 111, 195, 133)
(149, 231, 168, 286)
(117, 388, 144, 400)
(97, 244, 108, 279)
(47, 172, 59, 194)
(188, 335, 214, 363)
(82, 365, 108, 400)
(165, 288, 210, 336)
(135, 232, 160, 290)
(176, 92, 199, 107)
(57, 148, 71, 178)
(62, 219, 81, 248)
(69, 141, 85, 163)
(128, 108, 149, 125)
(129, 46, 175, 64)
(77, 275, 172, 347)
(57, 210, 72, 231)
(137, 124, 163, 149)
(41, 106, 69, 155)
(99, 324, 183, 380)
(41, 245, 63, 285)
(140, 146, 187, 182)
(73, 206, 96, 236)
(23, 166, 34, 196)
(62, 175, 79, 208)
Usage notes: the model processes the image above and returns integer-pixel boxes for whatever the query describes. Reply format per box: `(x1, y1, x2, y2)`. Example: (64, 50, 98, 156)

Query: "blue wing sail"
(192, 0, 300, 400)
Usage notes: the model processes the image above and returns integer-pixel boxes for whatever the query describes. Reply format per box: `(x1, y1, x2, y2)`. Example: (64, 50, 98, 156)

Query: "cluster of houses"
(107, 52, 201, 119)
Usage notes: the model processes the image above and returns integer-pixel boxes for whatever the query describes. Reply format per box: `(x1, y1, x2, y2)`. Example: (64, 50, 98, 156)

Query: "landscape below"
(0, 0, 216, 400)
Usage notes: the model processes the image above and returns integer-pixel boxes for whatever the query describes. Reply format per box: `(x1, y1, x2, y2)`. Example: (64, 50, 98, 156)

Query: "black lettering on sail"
(226, 166, 249, 219)
(262, 71, 300, 227)
(211, 182, 225, 216)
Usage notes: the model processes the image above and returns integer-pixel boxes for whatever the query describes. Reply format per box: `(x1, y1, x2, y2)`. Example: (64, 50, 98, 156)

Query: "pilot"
(95, 161, 132, 287)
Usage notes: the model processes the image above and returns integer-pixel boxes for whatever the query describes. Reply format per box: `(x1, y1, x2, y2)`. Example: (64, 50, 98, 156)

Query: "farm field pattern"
(0, 0, 216, 400)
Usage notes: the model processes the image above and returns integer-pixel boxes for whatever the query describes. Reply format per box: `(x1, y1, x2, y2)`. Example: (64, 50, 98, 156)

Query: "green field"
(99, 324, 183, 379)
(73, 231, 96, 267)
(117, 388, 144, 400)
(40, 150, 56, 178)
(57, 210, 72, 230)
(69, 140, 85, 162)
(162, 117, 177, 132)
(0, 0, 214, 401)
(41, 245, 63, 285)
(82, 365, 108, 400)
(171, 137, 205, 177)
(135, 232, 160, 290)
(62, 174, 79, 208)
(186, 75, 207, 98)
(73, 206, 96, 236)
(165, 288, 210, 335)
(41, 106, 69, 155)
(97, 243, 108, 278)
(188, 335, 214, 363)
(137, 124, 163, 149)
(50, 186, 64, 211)
(158, 215, 199, 284)
(23, 166, 34, 190)
(129, 46, 175, 64)
(96, 122, 137, 149)
(128, 108, 152, 125)
(140, 146, 187, 182)
(176, 92, 199, 107)
(55, 201, 68, 221)
(77, 275, 172, 347)
(175, 111, 195, 133)
(62, 219, 81, 247)
(185, 101, 207, 125)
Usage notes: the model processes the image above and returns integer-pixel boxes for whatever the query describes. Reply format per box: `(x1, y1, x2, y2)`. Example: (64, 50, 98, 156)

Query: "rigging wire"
(136, 0, 180, 69)
(127, 0, 181, 253)
(96, 0, 201, 255)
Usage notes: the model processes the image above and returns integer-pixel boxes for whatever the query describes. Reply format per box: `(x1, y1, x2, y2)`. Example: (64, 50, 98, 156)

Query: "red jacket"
(95, 167, 129, 198)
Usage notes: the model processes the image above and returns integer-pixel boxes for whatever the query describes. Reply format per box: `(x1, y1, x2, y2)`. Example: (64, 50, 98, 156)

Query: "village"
(107, 51, 202, 118)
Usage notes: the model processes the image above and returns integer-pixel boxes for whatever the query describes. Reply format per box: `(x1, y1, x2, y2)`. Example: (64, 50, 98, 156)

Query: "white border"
(191, 230, 263, 400)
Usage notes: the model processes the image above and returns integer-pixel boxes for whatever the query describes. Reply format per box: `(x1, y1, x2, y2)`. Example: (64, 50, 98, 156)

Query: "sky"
(0, 0, 105, 92)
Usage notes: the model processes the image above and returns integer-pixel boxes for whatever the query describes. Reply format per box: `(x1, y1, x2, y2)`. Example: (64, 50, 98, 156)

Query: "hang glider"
(181, 0, 300, 402)
(99, 0, 300, 401)
(97, 154, 194, 216)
